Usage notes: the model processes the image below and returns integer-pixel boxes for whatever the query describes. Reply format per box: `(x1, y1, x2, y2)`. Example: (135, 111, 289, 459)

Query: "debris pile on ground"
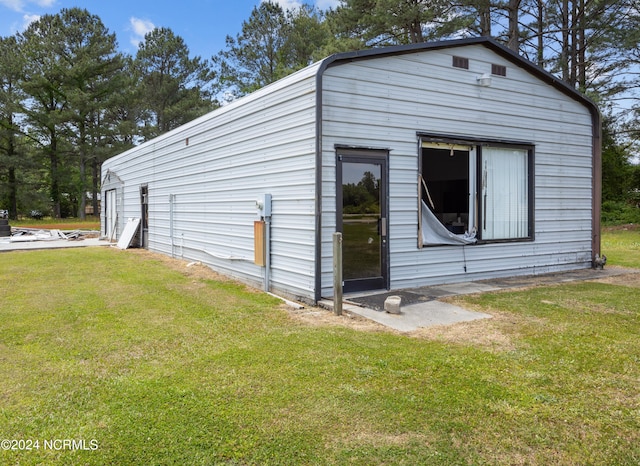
(6, 227, 100, 243)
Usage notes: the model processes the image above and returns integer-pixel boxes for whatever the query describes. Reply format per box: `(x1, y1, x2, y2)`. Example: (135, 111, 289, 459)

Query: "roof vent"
(452, 56, 469, 69)
(491, 64, 507, 76)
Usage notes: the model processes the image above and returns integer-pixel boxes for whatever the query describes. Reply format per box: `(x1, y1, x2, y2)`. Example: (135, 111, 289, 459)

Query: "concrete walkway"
(319, 299, 493, 332)
(320, 266, 638, 332)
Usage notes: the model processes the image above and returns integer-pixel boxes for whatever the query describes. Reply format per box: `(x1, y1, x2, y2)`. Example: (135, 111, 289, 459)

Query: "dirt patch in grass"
(603, 223, 640, 232)
(126, 249, 233, 283)
(416, 270, 640, 349)
(407, 309, 521, 351)
(284, 303, 529, 352)
(126, 250, 394, 333)
(591, 270, 640, 288)
(329, 430, 435, 449)
(123, 249, 639, 350)
(285, 305, 391, 333)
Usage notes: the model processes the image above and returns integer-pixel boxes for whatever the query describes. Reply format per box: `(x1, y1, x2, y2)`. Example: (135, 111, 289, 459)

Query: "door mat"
(347, 290, 434, 312)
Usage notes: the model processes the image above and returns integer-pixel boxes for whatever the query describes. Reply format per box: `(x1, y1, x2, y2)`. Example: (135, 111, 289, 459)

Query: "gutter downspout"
(264, 213, 271, 293)
(591, 107, 602, 261)
(313, 56, 344, 302)
(169, 194, 175, 258)
(313, 62, 326, 303)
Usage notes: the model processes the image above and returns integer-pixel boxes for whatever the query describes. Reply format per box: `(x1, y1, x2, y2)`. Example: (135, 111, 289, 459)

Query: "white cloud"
(22, 12, 39, 28)
(262, 0, 302, 10)
(130, 17, 155, 37)
(270, 0, 342, 12)
(0, 0, 26, 12)
(315, 0, 340, 10)
(129, 17, 155, 48)
(0, 0, 55, 12)
(261, 0, 341, 11)
(5, 12, 39, 33)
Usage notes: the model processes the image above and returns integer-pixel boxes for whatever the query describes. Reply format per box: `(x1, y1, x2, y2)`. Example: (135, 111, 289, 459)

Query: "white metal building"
(101, 37, 601, 304)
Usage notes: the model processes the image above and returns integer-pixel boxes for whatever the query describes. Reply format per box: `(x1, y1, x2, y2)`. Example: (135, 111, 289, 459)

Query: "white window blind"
(481, 147, 529, 240)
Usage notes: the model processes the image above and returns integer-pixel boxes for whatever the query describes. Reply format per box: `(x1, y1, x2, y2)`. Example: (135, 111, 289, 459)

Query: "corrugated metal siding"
(103, 42, 596, 302)
(101, 65, 320, 301)
(320, 44, 594, 296)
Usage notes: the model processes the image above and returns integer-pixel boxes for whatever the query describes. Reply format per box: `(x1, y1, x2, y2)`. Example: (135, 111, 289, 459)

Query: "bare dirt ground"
(591, 269, 640, 288)
(127, 249, 640, 349)
(603, 223, 640, 232)
(285, 266, 640, 350)
(127, 249, 390, 333)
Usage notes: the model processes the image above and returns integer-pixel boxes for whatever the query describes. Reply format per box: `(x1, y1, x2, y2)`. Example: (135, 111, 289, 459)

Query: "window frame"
(418, 134, 535, 247)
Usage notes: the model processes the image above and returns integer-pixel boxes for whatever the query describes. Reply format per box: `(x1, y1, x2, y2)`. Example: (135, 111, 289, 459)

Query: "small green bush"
(601, 200, 640, 225)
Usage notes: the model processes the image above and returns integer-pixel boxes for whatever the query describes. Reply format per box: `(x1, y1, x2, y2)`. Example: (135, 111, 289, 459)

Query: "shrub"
(601, 200, 640, 225)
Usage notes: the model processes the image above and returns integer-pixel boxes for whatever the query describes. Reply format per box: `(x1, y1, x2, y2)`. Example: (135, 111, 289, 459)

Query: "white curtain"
(421, 200, 477, 246)
(481, 147, 529, 239)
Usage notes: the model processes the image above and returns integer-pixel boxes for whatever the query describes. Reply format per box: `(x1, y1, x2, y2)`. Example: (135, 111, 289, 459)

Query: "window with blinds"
(418, 137, 534, 246)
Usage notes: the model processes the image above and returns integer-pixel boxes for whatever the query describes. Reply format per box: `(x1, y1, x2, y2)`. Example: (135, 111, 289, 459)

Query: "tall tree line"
(1, 2, 639, 220)
(0, 7, 215, 219)
(216, 1, 640, 130)
(216, 0, 640, 212)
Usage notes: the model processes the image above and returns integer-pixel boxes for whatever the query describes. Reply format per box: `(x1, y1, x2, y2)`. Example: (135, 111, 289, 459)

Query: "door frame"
(105, 189, 117, 241)
(336, 147, 390, 293)
(140, 184, 149, 249)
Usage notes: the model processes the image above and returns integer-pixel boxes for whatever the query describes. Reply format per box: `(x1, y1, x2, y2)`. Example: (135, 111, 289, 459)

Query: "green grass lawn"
(602, 225, 640, 267)
(0, 230, 639, 465)
(10, 217, 100, 231)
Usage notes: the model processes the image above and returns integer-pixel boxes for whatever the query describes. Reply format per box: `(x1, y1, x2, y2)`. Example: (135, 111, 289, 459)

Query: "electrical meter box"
(256, 194, 272, 218)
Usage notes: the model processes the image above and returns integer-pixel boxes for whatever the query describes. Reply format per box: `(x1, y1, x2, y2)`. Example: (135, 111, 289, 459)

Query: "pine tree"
(328, 0, 462, 47)
(285, 5, 332, 67)
(136, 27, 214, 139)
(19, 13, 70, 218)
(213, 2, 332, 99)
(57, 8, 125, 218)
(213, 2, 291, 99)
(0, 36, 26, 219)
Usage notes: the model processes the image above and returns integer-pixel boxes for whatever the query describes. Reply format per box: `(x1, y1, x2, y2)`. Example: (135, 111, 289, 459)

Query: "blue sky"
(0, 0, 340, 59)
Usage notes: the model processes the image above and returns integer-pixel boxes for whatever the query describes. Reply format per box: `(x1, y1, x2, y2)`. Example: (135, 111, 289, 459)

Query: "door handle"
(380, 217, 386, 237)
